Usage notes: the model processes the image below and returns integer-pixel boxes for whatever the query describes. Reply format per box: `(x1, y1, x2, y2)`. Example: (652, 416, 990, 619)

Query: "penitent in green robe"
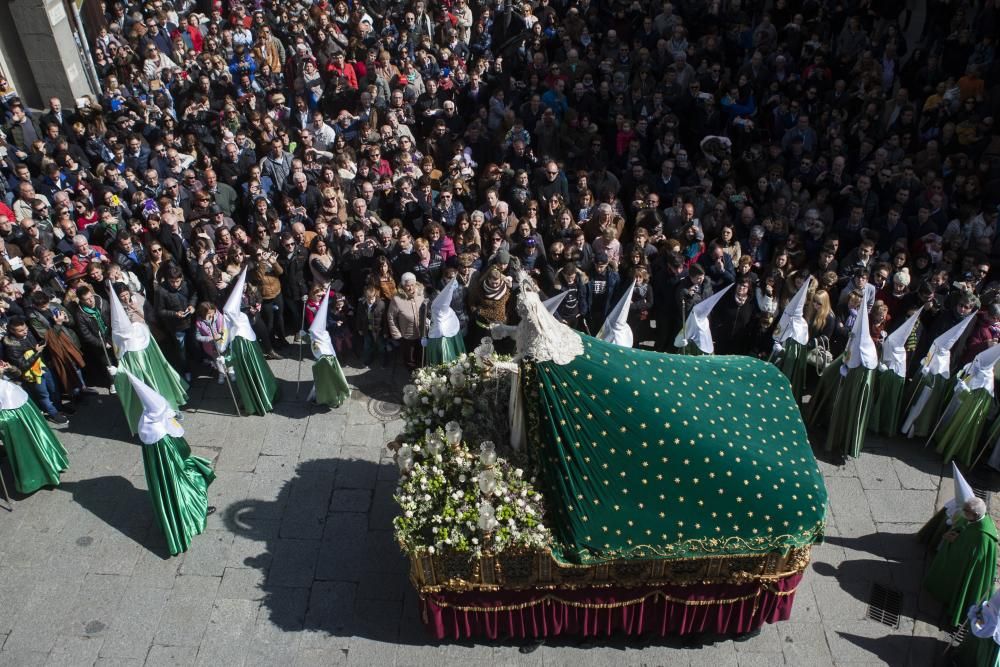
(229, 337, 279, 415)
(0, 399, 68, 494)
(142, 434, 215, 556)
(924, 515, 998, 627)
(114, 343, 189, 434)
(778, 339, 809, 403)
(522, 333, 828, 566)
(312, 356, 350, 407)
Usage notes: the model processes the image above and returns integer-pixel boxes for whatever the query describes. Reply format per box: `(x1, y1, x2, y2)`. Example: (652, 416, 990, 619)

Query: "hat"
(524, 237, 536, 247)
(495, 249, 510, 265)
(65, 267, 86, 281)
(400, 272, 417, 285)
(595, 251, 609, 264)
(207, 204, 223, 216)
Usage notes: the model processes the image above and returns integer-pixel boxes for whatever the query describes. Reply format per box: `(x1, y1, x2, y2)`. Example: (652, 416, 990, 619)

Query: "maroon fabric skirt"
(421, 573, 802, 640)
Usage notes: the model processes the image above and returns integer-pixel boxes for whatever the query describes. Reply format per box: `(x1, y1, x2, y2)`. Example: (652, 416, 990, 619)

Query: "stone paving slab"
(0, 356, 987, 666)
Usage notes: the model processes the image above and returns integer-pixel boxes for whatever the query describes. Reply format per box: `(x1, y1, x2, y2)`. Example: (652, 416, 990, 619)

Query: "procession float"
(391, 274, 828, 640)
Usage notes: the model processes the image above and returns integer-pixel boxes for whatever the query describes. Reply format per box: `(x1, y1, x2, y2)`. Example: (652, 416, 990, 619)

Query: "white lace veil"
(513, 273, 583, 365)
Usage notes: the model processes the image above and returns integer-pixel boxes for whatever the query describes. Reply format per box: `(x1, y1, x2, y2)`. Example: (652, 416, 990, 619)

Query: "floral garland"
(394, 341, 551, 560)
(400, 340, 511, 447)
(393, 427, 551, 558)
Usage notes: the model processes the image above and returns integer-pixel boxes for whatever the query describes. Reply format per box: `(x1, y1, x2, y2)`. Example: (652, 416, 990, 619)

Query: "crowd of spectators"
(0, 0, 999, 426)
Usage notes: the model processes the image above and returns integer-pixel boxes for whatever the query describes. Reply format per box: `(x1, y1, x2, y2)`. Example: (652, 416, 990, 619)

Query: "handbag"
(805, 336, 833, 374)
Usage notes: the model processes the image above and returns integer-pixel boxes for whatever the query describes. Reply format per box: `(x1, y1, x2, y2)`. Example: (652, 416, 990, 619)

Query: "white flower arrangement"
(393, 424, 551, 559)
(400, 352, 511, 447)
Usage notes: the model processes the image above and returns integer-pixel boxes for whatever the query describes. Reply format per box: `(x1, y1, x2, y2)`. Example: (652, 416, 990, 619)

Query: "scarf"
(482, 277, 508, 301)
(81, 304, 108, 335)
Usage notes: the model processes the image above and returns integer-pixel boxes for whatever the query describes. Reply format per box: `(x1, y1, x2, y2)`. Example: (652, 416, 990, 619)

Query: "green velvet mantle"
(523, 333, 828, 566)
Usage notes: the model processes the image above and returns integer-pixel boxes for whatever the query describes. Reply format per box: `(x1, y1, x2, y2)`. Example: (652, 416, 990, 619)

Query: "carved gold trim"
(408, 544, 813, 594)
(422, 582, 800, 613)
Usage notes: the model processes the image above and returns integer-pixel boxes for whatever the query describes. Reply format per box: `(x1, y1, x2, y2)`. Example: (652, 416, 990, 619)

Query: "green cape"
(935, 388, 994, 466)
(524, 333, 827, 565)
(0, 400, 68, 494)
(312, 355, 350, 407)
(924, 515, 998, 627)
(824, 367, 875, 460)
(229, 337, 278, 415)
(426, 335, 466, 365)
(114, 343, 189, 434)
(869, 369, 906, 436)
(804, 354, 844, 429)
(778, 339, 809, 403)
(903, 373, 952, 439)
(142, 434, 215, 556)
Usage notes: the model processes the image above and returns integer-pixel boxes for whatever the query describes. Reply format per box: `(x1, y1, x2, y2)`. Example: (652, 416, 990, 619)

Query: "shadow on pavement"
(836, 632, 949, 666)
(222, 457, 424, 645)
(58, 476, 171, 559)
(221, 458, 821, 652)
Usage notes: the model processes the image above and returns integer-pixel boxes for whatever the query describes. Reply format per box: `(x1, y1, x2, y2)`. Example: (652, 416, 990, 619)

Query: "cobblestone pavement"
(0, 353, 987, 666)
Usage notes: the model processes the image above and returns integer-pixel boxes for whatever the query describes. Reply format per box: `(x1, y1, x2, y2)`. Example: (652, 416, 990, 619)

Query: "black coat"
(710, 291, 757, 355)
(277, 245, 310, 300)
(154, 281, 196, 333)
(70, 296, 111, 352)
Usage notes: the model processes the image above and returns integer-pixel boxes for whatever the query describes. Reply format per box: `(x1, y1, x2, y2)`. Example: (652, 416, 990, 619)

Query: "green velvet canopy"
(524, 334, 828, 566)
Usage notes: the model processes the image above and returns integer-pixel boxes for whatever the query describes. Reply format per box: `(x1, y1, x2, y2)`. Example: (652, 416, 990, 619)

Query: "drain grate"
(866, 583, 902, 628)
(972, 486, 992, 504)
(950, 622, 968, 646)
(368, 398, 402, 421)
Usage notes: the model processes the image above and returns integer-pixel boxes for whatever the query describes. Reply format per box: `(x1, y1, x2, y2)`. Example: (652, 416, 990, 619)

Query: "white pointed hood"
(0, 378, 29, 410)
(309, 289, 336, 359)
(845, 298, 878, 370)
(922, 314, 975, 378)
(944, 461, 977, 522)
(542, 291, 568, 315)
(963, 340, 1000, 395)
(428, 278, 461, 339)
(123, 370, 184, 445)
(675, 284, 732, 354)
(774, 279, 810, 345)
(223, 267, 257, 344)
(881, 307, 922, 378)
(597, 281, 635, 348)
(109, 284, 150, 354)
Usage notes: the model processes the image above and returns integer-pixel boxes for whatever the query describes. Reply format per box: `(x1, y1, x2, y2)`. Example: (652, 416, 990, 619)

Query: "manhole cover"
(866, 583, 902, 628)
(368, 399, 401, 421)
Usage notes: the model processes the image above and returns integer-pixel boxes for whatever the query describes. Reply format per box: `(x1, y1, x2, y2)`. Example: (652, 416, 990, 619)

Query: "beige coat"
(387, 287, 426, 340)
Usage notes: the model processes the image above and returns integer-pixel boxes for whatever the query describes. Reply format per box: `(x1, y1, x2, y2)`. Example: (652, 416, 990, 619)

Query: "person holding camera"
(253, 245, 285, 357)
(155, 265, 197, 381)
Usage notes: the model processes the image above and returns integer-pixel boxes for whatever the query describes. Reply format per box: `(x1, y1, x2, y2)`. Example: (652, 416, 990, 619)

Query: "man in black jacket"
(70, 286, 116, 391)
(277, 231, 310, 341)
(2, 317, 69, 423)
(155, 265, 196, 381)
(652, 251, 686, 352)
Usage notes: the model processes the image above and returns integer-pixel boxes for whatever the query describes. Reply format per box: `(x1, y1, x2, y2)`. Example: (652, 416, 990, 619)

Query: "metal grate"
(950, 622, 968, 647)
(973, 486, 991, 504)
(368, 398, 402, 421)
(866, 583, 902, 628)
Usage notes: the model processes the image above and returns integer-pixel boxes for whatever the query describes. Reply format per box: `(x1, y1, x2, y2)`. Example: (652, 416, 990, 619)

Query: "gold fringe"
(423, 582, 799, 613)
